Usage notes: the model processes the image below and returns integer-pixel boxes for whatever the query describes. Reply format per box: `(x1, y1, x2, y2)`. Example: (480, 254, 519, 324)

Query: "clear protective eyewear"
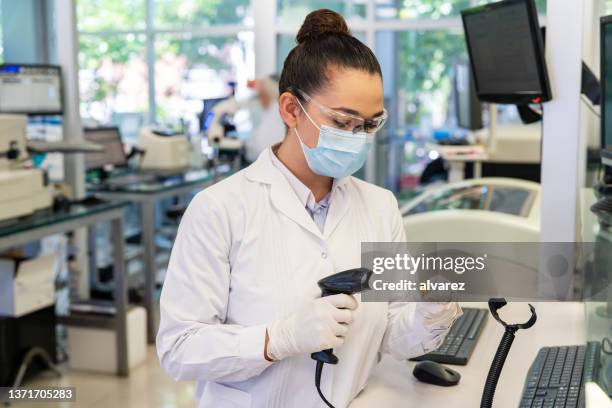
(295, 88, 387, 134)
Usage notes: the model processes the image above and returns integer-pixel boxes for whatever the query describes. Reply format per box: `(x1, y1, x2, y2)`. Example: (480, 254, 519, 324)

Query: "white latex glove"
(266, 294, 358, 361)
(416, 302, 462, 333)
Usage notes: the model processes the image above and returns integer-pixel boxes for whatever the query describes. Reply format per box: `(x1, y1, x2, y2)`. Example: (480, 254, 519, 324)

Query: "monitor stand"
(591, 197, 612, 229)
(591, 179, 612, 229)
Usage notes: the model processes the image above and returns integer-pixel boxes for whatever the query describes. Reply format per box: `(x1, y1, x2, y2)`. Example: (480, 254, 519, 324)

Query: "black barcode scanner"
(312, 268, 373, 408)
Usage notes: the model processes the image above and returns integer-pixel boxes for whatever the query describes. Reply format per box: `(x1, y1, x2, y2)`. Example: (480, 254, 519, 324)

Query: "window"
(275, 1, 474, 129)
(78, 34, 148, 126)
(377, 29, 466, 128)
(476, 0, 547, 14)
(276, 31, 366, 72)
(77, 0, 146, 31)
(277, 0, 366, 25)
(375, 0, 471, 20)
(0, 5, 3, 63)
(76, 0, 254, 134)
(274, 0, 547, 130)
(154, 0, 251, 27)
(155, 32, 254, 127)
(78, 0, 549, 133)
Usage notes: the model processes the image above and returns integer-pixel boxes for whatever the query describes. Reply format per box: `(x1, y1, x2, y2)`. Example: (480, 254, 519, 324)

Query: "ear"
(279, 91, 300, 129)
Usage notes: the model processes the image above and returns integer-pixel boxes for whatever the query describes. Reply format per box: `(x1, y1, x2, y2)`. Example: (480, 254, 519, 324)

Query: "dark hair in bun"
(279, 9, 381, 99)
(296, 9, 350, 44)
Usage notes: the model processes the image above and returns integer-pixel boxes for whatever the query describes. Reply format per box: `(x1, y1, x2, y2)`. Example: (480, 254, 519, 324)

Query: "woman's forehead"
(314, 68, 384, 117)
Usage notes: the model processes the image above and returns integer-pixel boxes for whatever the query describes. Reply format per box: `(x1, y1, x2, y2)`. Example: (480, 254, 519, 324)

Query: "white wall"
(540, 0, 587, 242)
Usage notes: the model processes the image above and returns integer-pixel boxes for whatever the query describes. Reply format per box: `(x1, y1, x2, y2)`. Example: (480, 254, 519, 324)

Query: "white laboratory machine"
(138, 127, 191, 171)
(206, 97, 248, 150)
(0, 254, 57, 317)
(0, 114, 52, 222)
(401, 177, 540, 242)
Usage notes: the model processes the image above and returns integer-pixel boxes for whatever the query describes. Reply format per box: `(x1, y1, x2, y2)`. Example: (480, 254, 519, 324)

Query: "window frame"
(76, 0, 548, 125)
(77, 0, 252, 123)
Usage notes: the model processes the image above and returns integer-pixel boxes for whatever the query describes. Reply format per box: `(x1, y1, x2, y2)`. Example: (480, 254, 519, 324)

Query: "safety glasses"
(295, 88, 387, 134)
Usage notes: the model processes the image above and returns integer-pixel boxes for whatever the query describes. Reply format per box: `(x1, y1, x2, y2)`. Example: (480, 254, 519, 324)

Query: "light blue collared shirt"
(269, 147, 335, 233)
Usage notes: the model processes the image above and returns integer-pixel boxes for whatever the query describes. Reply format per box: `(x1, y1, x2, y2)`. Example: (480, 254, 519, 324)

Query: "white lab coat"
(157, 148, 458, 408)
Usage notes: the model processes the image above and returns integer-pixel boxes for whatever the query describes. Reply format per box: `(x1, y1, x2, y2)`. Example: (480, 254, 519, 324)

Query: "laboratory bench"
(0, 200, 131, 377)
(87, 164, 237, 343)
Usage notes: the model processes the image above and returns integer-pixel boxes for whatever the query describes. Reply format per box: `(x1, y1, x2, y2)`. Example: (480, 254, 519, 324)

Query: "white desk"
(351, 302, 585, 407)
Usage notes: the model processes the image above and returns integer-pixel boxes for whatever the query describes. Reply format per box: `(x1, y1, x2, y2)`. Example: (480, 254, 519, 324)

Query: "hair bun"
(296, 9, 350, 44)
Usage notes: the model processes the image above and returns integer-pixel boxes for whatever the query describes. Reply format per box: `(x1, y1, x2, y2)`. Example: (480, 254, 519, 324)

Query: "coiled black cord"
(481, 326, 518, 408)
(315, 361, 335, 408)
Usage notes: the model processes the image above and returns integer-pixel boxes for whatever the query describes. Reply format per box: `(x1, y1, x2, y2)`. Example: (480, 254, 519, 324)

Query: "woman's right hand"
(266, 294, 359, 361)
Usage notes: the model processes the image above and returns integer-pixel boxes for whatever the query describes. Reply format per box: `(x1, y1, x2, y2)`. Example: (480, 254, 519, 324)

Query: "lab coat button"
(321, 252, 327, 259)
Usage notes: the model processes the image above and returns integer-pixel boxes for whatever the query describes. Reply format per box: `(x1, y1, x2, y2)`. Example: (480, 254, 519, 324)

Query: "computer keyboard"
(519, 342, 601, 408)
(411, 307, 488, 365)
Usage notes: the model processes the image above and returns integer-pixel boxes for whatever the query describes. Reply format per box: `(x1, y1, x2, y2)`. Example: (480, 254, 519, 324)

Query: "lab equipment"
(0, 168, 51, 223)
(0, 114, 28, 167)
(311, 268, 373, 408)
(99, 173, 156, 189)
(67, 306, 147, 374)
(26, 140, 103, 154)
(200, 97, 226, 132)
(593, 15, 612, 226)
(0, 64, 63, 115)
(519, 343, 601, 408)
(0, 115, 52, 221)
(401, 178, 540, 242)
(411, 307, 488, 365)
(138, 127, 190, 171)
(454, 63, 483, 131)
(83, 127, 129, 170)
(461, 0, 552, 105)
(412, 360, 461, 387)
(481, 298, 537, 408)
(205, 97, 246, 150)
(0, 255, 56, 317)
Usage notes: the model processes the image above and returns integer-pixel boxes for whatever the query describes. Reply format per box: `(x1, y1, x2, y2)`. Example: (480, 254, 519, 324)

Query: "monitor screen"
(601, 16, 612, 168)
(461, 0, 551, 105)
(83, 127, 128, 170)
(0, 64, 63, 115)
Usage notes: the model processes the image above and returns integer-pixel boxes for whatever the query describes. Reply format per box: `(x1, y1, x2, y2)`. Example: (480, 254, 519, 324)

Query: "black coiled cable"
(480, 326, 518, 408)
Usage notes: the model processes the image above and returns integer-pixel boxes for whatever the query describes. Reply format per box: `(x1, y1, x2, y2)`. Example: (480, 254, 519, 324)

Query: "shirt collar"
(269, 144, 339, 211)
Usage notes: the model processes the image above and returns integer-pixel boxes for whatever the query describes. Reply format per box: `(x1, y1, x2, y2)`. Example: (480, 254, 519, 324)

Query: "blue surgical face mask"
(294, 100, 374, 178)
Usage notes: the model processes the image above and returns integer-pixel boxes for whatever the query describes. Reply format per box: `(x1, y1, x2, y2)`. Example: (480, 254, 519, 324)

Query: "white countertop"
(351, 302, 585, 407)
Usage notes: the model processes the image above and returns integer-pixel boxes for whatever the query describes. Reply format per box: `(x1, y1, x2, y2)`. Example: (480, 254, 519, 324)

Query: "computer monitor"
(83, 127, 128, 170)
(0, 64, 63, 115)
(461, 0, 552, 105)
(454, 63, 483, 130)
(601, 16, 612, 172)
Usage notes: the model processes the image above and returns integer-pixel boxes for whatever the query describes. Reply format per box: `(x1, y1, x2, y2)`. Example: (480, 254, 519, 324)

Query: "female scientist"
(157, 9, 461, 408)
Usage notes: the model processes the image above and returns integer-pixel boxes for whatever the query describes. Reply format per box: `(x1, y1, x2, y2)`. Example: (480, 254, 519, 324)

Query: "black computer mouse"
(413, 360, 461, 386)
